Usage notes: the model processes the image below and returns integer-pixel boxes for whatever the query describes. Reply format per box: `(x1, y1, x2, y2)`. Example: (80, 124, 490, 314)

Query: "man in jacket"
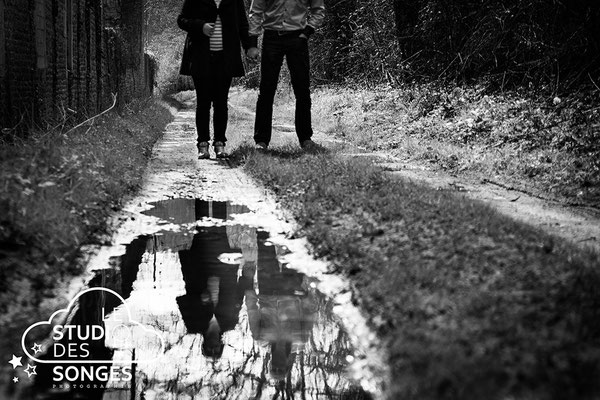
(247, 0, 325, 151)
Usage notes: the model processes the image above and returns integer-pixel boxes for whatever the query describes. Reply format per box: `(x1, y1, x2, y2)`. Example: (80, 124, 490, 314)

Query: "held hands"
(203, 23, 215, 37)
(247, 47, 260, 62)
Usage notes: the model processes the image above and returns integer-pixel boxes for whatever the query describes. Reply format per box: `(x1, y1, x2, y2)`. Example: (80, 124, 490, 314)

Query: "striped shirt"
(210, 0, 223, 51)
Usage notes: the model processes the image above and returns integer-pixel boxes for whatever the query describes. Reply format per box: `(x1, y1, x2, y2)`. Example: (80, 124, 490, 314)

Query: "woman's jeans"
(192, 52, 233, 146)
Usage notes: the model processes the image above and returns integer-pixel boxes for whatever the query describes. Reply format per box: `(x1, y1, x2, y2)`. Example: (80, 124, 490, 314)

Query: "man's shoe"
(300, 139, 318, 151)
(198, 141, 210, 159)
(254, 142, 268, 151)
(214, 141, 227, 158)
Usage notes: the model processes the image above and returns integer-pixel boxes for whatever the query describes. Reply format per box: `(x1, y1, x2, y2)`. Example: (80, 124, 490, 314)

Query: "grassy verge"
(233, 143, 600, 400)
(0, 98, 173, 376)
(229, 84, 600, 208)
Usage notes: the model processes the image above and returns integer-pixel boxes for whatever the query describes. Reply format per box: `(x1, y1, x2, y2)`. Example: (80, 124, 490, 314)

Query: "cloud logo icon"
(21, 287, 164, 364)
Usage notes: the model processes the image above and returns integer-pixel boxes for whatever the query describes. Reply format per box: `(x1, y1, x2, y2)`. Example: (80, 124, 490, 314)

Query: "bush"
(309, 0, 600, 89)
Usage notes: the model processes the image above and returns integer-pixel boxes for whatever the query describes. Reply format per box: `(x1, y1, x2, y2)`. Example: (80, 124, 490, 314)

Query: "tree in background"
(316, 0, 600, 89)
(145, 0, 191, 92)
(145, 0, 600, 91)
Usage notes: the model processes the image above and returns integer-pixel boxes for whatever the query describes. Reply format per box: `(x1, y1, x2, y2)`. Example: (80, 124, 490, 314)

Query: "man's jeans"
(192, 52, 232, 146)
(254, 30, 313, 146)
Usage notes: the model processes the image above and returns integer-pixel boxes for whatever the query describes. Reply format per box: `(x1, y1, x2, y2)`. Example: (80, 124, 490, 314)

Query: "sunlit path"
(25, 105, 387, 400)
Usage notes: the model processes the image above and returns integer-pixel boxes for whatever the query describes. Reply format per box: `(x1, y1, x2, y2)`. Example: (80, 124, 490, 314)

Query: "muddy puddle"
(25, 199, 372, 399)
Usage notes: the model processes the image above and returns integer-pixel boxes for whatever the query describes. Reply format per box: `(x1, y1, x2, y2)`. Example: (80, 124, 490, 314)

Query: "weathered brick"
(0, 0, 6, 127)
(1, 0, 154, 134)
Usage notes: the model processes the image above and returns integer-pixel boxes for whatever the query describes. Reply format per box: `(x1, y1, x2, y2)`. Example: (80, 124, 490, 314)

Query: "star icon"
(31, 343, 43, 354)
(23, 364, 37, 378)
(13, 377, 19, 383)
(8, 355, 22, 369)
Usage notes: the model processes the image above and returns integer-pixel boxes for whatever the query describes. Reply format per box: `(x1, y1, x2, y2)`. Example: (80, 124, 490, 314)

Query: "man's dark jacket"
(177, 0, 255, 77)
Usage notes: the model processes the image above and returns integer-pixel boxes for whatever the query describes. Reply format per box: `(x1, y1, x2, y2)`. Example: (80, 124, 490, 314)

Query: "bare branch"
(64, 93, 118, 136)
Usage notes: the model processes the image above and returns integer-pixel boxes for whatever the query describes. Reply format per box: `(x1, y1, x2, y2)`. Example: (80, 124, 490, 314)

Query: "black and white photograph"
(1, 0, 599, 399)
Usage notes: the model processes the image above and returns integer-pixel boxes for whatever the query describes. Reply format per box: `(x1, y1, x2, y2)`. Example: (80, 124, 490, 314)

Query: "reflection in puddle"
(141, 198, 249, 225)
(32, 200, 371, 399)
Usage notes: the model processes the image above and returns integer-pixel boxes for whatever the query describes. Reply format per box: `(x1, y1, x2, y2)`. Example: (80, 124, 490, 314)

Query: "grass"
(0, 98, 173, 381)
(235, 83, 600, 209)
(231, 135, 600, 399)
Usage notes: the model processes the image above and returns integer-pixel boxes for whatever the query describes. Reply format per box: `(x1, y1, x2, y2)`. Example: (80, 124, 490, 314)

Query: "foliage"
(405, 0, 600, 88)
(145, 0, 191, 92)
(308, 0, 600, 89)
(311, 0, 401, 84)
(144, 0, 600, 89)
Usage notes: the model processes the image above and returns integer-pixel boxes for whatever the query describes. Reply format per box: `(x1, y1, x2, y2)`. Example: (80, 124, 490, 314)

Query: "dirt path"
(12, 105, 386, 399)
(354, 152, 600, 252)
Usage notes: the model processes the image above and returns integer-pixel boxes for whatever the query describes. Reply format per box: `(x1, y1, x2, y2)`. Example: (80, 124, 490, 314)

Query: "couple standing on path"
(178, 0, 325, 159)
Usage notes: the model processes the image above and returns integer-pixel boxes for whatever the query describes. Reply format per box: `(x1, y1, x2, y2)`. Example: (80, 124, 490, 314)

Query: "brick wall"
(103, 0, 151, 106)
(0, 0, 154, 134)
(2, 0, 37, 130)
(0, 0, 6, 127)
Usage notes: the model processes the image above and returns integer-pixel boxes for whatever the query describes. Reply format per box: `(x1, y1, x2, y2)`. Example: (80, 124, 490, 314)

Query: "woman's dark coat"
(177, 0, 255, 77)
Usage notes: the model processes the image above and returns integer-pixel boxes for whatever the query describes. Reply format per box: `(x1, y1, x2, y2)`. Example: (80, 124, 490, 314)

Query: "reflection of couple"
(176, 204, 252, 357)
(177, 0, 325, 158)
(176, 203, 315, 380)
(243, 232, 317, 380)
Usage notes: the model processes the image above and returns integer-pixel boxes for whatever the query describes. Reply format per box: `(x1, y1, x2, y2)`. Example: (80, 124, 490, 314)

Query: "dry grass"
(261, 83, 600, 208)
